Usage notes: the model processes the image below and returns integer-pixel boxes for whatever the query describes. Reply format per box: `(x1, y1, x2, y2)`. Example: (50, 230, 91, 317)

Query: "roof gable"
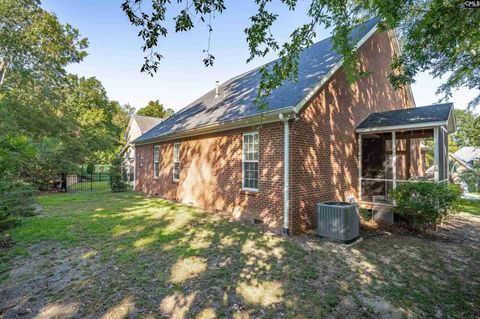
(133, 115, 164, 133)
(356, 103, 455, 133)
(135, 18, 379, 144)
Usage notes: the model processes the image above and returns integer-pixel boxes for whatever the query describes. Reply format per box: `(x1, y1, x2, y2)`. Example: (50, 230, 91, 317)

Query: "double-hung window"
(242, 132, 259, 190)
(153, 145, 160, 177)
(173, 143, 180, 181)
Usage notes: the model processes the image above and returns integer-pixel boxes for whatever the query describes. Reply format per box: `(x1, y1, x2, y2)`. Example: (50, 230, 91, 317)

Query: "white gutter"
(279, 112, 293, 235)
(133, 107, 293, 146)
(356, 121, 448, 134)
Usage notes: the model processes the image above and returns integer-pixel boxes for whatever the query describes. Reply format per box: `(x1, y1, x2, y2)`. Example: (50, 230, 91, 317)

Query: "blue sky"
(43, 0, 478, 113)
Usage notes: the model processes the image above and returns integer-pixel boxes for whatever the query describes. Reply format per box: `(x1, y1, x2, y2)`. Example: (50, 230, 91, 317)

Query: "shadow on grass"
(1, 191, 480, 318)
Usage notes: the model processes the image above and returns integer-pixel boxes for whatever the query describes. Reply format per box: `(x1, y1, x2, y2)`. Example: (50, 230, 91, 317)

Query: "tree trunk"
(0, 60, 9, 86)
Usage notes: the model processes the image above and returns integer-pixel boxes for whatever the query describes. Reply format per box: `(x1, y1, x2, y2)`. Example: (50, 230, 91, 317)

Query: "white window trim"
(153, 145, 159, 177)
(242, 132, 259, 191)
(173, 143, 180, 181)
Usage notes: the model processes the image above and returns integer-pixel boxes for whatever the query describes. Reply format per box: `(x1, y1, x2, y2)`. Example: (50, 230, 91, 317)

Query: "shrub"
(110, 156, 127, 192)
(0, 178, 36, 231)
(86, 162, 95, 175)
(390, 182, 461, 228)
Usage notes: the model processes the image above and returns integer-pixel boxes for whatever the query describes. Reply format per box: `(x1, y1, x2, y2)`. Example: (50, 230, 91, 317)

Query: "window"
(173, 143, 180, 181)
(242, 132, 259, 190)
(154, 145, 160, 177)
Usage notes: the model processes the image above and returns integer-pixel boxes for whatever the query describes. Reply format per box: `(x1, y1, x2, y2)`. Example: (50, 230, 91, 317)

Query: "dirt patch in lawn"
(0, 242, 102, 318)
(437, 213, 480, 246)
(1, 192, 479, 318)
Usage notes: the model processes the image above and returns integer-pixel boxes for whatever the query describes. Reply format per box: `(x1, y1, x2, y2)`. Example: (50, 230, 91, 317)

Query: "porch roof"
(356, 103, 455, 133)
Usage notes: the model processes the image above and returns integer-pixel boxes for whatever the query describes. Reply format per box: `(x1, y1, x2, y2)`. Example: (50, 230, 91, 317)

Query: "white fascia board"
(355, 121, 447, 133)
(293, 23, 379, 114)
(124, 116, 135, 141)
(133, 107, 296, 146)
(119, 143, 130, 156)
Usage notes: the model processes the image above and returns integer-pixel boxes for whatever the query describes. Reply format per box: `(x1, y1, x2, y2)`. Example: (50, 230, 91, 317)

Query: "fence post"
(90, 173, 93, 191)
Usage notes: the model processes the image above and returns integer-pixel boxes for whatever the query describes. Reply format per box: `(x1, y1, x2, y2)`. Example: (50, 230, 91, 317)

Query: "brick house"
(132, 19, 455, 234)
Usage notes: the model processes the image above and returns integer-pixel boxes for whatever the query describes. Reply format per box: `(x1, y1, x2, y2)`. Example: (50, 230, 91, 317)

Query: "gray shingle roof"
(356, 103, 454, 131)
(134, 18, 379, 144)
(134, 115, 163, 133)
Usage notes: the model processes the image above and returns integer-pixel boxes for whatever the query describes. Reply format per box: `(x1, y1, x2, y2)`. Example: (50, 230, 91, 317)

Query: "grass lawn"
(459, 198, 480, 216)
(1, 190, 479, 318)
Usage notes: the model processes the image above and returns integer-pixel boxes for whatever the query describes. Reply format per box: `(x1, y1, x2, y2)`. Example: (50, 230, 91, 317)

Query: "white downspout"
(358, 134, 362, 201)
(132, 145, 136, 191)
(434, 127, 440, 182)
(279, 113, 290, 235)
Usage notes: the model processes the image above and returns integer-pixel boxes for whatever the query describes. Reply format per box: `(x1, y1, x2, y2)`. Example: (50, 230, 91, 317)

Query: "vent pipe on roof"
(215, 81, 219, 98)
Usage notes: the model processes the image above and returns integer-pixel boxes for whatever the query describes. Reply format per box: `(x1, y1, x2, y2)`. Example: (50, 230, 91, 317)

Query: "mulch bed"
(360, 213, 480, 246)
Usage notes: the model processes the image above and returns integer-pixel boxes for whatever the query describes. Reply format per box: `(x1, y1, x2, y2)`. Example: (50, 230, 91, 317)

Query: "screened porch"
(356, 103, 456, 206)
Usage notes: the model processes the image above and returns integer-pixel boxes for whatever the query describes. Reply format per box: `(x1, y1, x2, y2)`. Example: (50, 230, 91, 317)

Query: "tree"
(0, 1, 132, 191)
(137, 100, 174, 118)
(0, 0, 87, 86)
(110, 156, 128, 192)
(122, 0, 480, 109)
(453, 109, 480, 148)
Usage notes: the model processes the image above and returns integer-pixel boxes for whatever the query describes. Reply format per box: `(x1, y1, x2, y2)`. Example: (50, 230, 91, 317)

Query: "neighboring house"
(452, 147, 480, 168)
(120, 115, 163, 183)
(132, 19, 455, 234)
(449, 147, 480, 187)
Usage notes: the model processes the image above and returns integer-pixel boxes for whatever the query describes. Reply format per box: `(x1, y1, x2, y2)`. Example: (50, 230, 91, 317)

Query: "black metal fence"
(65, 173, 110, 192)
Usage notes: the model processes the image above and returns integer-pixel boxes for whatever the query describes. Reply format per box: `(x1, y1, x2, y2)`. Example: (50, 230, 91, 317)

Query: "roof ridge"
(134, 18, 380, 144)
(134, 114, 164, 119)
(163, 17, 380, 118)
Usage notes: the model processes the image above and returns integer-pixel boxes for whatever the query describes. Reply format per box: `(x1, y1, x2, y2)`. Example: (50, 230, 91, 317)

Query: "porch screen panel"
(360, 132, 393, 203)
(395, 130, 433, 181)
(409, 136, 427, 178)
(361, 133, 392, 179)
(361, 180, 394, 204)
(395, 137, 408, 180)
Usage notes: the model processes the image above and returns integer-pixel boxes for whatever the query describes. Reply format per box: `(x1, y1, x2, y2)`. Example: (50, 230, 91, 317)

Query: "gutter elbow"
(279, 112, 299, 123)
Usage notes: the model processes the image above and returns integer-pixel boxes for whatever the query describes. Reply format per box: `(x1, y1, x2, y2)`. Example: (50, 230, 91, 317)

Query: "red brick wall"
(135, 30, 414, 235)
(135, 123, 285, 232)
(289, 31, 414, 233)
